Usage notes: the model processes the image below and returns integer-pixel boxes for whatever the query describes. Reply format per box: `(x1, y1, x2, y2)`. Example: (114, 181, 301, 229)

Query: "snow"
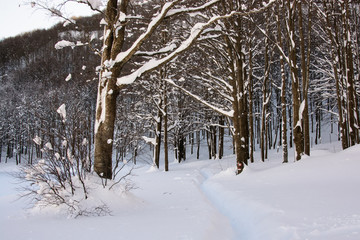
(295, 99, 306, 129)
(135, 43, 177, 56)
(110, 1, 176, 70)
(65, 73, 72, 81)
(86, 0, 103, 10)
(1, 139, 360, 240)
(55, 40, 76, 50)
(100, 18, 107, 25)
(142, 136, 157, 146)
(119, 11, 126, 22)
(115, 0, 276, 87)
(44, 142, 53, 150)
(33, 135, 41, 145)
(166, 0, 220, 17)
(166, 79, 234, 118)
(56, 104, 67, 122)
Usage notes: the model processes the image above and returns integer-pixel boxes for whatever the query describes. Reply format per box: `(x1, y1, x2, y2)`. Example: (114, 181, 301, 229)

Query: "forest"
(0, 0, 359, 216)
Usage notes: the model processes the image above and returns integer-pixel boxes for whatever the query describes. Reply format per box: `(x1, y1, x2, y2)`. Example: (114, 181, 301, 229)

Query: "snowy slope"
(200, 145, 360, 240)
(1, 143, 360, 240)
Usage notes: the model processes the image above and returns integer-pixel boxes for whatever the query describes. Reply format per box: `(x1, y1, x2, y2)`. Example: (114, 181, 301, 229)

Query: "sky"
(0, 0, 96, 40)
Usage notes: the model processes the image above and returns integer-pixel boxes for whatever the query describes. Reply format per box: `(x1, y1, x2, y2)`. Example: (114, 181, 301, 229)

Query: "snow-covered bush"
(16, 104, 134, 218)
(18, 135, 134, 217)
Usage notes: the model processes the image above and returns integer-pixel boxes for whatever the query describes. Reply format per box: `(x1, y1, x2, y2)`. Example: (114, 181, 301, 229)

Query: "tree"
(316, 0, 360, 149)
(92, 0, 224, 178)
(276, 0, 288, 163)
(92, 0, 276, 177)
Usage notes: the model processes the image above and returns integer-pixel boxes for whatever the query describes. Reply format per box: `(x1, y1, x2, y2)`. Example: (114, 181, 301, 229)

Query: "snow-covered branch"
(165, 0, 220, 18)
(106, 1, 178, 68)
(165, 79, 234, 118)
(135, 43, 177, 57)
(116, 0, 276, 86)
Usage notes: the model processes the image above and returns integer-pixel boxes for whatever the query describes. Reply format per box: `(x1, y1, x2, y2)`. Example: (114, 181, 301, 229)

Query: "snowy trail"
(198, 166, 299, 240)
(189, 159, 295, 240)
(0, 161, 236, 240)
(130, 164, 236, 240)
(195, 148, 360, 240)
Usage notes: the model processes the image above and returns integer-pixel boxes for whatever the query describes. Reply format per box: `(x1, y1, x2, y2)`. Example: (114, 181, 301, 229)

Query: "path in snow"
(195, 148, 360, 240)
(0, 161, 236, 240)
(130, 163, 236, 240)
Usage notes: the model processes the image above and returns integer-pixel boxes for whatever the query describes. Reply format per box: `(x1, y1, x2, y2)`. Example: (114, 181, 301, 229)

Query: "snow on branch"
(116, 0, 276, 86)
(55, 40, 86, 50)
(57, 104, 67, 122)
(253, 23, 290, 65)
(165, 0, 220, 18)
(165, 79, 234, 118)
(135, 43, 177, 57)
(75, 0, 104, 14)
(142, 136, 157, 146)
(55, 40, 76, 49)
(105, 1, 178, 69)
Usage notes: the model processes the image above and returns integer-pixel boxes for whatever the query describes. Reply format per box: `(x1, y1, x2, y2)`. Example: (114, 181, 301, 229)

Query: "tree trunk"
(261, 14, 270, 162)
(163, 79, 169, 172)
(0, 139, 2, 163)
(94, 76, 119, 179)
(298, 0, 312, 156)
(211, 125, 217, 159)
(342, 1, 358, 146)
(287, 0, 303, 160)
(178, 137, 186, 163)
(94, 0, 127, 179)
(154, 107, 162, 168)
(248, 34, 254, 163)
(280, 53, 288, 162)
(196, 130, 200, 159)
(323, 0, 348, 149)
(218, 117, 224, 159)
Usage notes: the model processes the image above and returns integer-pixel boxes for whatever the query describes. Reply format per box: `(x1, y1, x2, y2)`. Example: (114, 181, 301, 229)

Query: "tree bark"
(164, 79, 169, 172)
(94, 76, 119, 179)
(94, 0, 127, 179)
(247, 33, 254, 163)
(261, 11, 271, 162)
(287, 0, 303, 161)
(218, 117, 224, 159)
(298, 0, 312, 156)
(276, 0, 288, 163)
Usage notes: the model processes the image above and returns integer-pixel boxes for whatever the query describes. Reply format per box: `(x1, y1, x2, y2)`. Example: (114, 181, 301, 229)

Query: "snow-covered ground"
(1, 140, 360, 240)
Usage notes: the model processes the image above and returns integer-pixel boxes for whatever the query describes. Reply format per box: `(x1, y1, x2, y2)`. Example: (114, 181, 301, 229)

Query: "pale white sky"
(0, 0, 96, 40)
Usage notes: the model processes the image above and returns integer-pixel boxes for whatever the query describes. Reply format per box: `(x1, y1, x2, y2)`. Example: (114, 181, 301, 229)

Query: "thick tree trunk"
(93, 0, 127, 179)
(287, 0, 303, 160)
(342, 2, 358, 146)
(323, 1, 348, 149)
(298, 0, 312, 156)
(94, 76, 119, 179)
